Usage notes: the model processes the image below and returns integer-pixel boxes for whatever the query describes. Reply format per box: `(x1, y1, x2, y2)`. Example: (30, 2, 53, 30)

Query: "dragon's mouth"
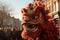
(22, 22, 39, 33)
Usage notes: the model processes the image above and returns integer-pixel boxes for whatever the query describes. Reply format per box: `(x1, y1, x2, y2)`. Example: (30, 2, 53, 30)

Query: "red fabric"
(21, 1, 59, 40)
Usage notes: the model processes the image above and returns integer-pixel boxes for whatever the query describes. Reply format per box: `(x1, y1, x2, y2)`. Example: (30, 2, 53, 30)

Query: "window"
(40, 0, 42, 1)
(56, 1, 58, 11)
(54, 2, 56, 11)
(53, 1, 56, 12)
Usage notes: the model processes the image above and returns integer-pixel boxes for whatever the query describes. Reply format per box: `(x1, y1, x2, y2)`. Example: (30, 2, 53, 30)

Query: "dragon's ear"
(33, 1, 37, 7)
(21, 8, 27, 14)
(33, 1, 45, 8)
(26, 3, 33, 9)
(37, 1, 42, 6)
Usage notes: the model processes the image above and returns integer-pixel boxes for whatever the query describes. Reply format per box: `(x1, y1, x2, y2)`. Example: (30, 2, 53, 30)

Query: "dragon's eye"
(23, 16, 29, 20)
(31, 16, 39, 20)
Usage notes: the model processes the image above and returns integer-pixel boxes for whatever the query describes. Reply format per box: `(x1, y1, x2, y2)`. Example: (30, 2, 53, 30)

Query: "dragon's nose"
(21, 20, 29, 25)
(24, 20, 29, 22)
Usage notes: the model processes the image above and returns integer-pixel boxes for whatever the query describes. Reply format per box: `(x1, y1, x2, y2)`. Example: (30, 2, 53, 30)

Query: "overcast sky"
(0, 0, 33, 20)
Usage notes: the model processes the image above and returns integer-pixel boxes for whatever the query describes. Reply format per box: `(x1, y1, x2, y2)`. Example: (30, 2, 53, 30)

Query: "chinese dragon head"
(21, 1, 59, 40)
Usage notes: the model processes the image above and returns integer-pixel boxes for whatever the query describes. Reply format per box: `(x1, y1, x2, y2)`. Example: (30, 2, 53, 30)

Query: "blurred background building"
(0, 2, 22, 29)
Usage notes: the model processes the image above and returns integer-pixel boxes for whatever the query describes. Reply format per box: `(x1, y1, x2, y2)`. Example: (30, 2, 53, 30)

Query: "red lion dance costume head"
(21, 1, 59, 40)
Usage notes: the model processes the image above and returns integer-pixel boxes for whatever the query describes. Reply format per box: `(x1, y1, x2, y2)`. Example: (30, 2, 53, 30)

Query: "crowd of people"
(0, 26, 59, 40)
(0, 27, 23, 40)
